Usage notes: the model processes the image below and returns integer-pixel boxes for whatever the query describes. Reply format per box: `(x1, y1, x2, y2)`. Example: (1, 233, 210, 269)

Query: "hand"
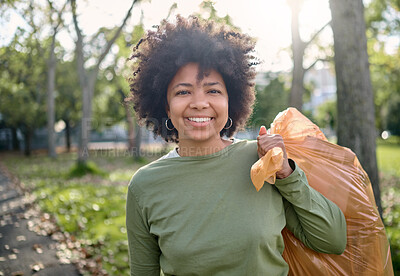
(257, 126, 293, 179)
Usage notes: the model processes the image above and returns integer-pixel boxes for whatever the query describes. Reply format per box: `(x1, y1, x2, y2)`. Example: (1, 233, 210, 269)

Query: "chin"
(183, 131, 219, 142)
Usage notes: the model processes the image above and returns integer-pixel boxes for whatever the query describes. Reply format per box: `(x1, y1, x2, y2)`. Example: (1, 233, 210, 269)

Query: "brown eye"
(208, 90, 221, 94)
(176, 90, 190, 95)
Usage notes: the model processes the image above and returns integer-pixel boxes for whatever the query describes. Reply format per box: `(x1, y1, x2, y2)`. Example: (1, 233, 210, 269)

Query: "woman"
(126, 15, 346, 275)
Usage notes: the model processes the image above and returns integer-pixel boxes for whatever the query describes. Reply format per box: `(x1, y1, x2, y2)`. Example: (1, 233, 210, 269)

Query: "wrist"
(276, 159, 295, 179)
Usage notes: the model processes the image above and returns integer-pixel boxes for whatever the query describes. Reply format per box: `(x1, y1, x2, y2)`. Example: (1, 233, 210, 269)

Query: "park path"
(0, 164, 80, 276)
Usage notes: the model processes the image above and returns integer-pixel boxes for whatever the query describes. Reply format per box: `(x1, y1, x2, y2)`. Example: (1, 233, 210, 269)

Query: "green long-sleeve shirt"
(126, 140, 346, 275)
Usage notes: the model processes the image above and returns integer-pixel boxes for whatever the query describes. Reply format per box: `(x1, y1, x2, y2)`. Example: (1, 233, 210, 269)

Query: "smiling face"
(166, 63, 229, 148)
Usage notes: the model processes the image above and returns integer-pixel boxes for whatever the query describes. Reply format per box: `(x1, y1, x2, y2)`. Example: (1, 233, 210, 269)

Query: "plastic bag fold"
(250, 147, 283, 191)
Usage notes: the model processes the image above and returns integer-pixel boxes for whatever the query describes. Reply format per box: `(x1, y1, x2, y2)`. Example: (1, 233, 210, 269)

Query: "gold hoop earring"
(165, 118, 175, 131)
(224, 117, 233, 129)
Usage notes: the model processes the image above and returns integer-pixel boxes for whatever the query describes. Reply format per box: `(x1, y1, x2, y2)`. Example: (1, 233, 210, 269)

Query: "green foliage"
(93, 24, 145, 131)
(377, 138, 400, 177)
(386, 95, 400, 136)
(365, 0, 400, 133)
(0, 31, 47, 130)
(67, 161, 109, 178)
(365, 0, 400, 36)
(382, 185, 400, 274)
(37, 182, 129, 273)
(377, 139, 400, 273)
(194, 0, 237, 29)
(367, 36, 400, 133)
(365, 0, 388, 30)
(313, 100, 337, 130)
(250, 73, 289, 128)
(3, 151, 157, 275)
(55, 58, 82, 126)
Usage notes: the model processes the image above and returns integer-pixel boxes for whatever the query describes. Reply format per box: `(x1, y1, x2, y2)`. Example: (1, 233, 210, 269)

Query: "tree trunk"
(329, 0, 382, 216)
(65, 120, 71, 152)
(288, 0, 306, 111)
(117, 89, 135, 152)
(134, 124, 142, 158)
(47, 30, 57, 158)
(71, 0, 136, 165)
(24, 128, 32, 156)
(78, 80, 93, 163)
(126, 105, 135, 152)
(11, 127, 20, 151)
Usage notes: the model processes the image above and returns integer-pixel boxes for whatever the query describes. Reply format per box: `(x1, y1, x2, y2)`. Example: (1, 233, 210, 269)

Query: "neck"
(177, 137, 231, 157)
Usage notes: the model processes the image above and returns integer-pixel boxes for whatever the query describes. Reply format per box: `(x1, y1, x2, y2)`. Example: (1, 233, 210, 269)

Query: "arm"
(126, 185, 161, 276)
(275, 160, 347, 254)
(256, 127, 346, 254)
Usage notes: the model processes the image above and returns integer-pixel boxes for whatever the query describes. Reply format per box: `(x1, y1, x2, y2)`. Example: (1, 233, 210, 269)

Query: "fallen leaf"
(16, 235, 26, 242)
(27, 221, 34, 228)
(0, 257, 6, 262)
(8, 254, 17, 260)
(11, 271, 24, 276)
(12, 249, 19, 254)
(30, 262, 44, 272)
(32, 244, 43, 254)
(4, 245, 9, 250)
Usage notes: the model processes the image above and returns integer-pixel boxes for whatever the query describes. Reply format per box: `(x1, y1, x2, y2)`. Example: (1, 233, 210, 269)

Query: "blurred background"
(0, 0, 399, 275)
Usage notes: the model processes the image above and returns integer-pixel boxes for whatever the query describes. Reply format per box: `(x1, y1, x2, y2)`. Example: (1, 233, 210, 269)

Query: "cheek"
(219, 99, 229, 117)
(168, 100, 185, 120)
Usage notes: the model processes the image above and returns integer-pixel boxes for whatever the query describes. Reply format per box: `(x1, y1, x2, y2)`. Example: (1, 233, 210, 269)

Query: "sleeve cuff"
(275, 159, 301, 185)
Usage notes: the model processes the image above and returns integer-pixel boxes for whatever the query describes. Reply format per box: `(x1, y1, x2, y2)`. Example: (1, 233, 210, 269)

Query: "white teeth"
(188, 117, 212, 123)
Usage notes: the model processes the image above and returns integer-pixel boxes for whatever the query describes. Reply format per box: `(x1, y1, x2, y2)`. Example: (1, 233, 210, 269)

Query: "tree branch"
(47, 0, 67, 35)
(94, 0, 138, 72)
(71, 0, 86, 86)
(304, 58, 332, 72)
(304, 20, 331, 47)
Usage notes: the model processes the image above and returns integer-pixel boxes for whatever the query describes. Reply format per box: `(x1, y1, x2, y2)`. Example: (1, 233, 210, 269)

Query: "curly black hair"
(127, 15, 258, 143)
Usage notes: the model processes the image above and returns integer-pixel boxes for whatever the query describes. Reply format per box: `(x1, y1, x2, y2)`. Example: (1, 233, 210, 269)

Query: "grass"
(377, 137, 400, 274)
(1, 149, 161, 275)
(377, 143, 400, 178)
(67, 161, 109, 178)
(1, 139, 399, 275)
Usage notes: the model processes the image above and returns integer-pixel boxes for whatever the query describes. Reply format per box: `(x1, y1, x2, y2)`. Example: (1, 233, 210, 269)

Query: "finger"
(259, 125, 267, 136)
(257, 134, 288, 158)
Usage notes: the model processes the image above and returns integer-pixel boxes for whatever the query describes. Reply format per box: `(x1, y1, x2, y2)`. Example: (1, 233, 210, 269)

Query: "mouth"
(185, 117, 214, 127)
(187, 117, 212, 123)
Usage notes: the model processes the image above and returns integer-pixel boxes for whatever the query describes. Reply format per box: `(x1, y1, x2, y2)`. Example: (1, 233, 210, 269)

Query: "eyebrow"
(171, 81, 222, 90)
(203, 82, 222, 87)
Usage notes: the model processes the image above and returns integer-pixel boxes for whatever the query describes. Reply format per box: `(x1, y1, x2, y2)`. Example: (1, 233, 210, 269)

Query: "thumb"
(259, 125, 267, 136)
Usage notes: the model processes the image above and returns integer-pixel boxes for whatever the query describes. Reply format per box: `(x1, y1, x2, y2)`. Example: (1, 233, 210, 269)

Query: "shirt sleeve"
(275, 160, 347, 255)
(126, 184, 161, 276)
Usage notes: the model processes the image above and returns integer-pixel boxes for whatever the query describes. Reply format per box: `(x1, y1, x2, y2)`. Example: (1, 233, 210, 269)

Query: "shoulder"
(128, 158, 172, 194)
(231, 139, 258, 155)
(223, 139, 259, 168)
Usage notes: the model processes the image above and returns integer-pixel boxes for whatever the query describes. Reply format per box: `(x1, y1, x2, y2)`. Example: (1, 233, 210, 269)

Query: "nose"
(189, 91, 210, 110)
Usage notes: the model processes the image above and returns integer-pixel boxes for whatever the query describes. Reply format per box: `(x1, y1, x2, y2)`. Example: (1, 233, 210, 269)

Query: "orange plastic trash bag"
(251, 146, 283, 191)
(254, 107, 394, 275)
